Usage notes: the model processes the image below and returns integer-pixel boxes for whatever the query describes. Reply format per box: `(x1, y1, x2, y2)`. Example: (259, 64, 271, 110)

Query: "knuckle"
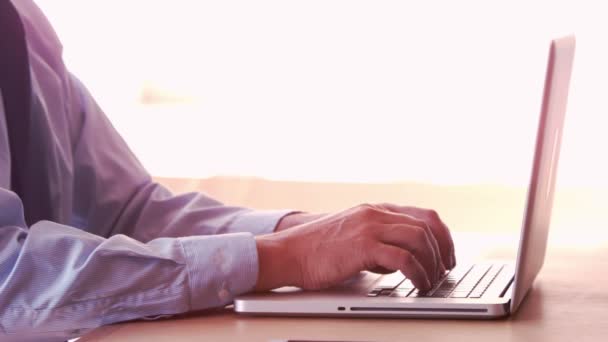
(359, 203, 375, 210)
(377, 202, 392, 210)
(425, 209, 440, 221)
(400, 251, 413, 265)
(356, 203, 380, 219)
(412, 218, 430, 231)
(412, 226, 430, 244)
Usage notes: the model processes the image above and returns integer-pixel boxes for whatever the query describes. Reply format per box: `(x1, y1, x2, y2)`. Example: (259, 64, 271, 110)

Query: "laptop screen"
(511, 36, 576, 313)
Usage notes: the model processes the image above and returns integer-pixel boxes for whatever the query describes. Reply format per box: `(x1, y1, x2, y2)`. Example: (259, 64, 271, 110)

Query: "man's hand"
(255, 203, 455, 292)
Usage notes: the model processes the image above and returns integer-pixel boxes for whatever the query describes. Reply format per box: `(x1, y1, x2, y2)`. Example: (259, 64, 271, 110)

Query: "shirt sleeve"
(1, 2, 294, 339)
(0, 43, 291, 342)
(68, 75, 294, 243)
(0, 187, 260, 340)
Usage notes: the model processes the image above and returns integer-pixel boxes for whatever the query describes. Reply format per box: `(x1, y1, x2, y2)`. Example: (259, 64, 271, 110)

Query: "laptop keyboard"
(367, 263, 508, 299)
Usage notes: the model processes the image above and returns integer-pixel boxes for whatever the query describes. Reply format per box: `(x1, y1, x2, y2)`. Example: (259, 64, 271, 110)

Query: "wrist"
(274, 212, 325, 232)
(254, 234, 299, 291)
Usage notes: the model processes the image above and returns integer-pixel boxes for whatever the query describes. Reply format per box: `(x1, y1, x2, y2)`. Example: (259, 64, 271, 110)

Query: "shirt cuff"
(227, 209, 298, 235)
(178, 232, 259, 311)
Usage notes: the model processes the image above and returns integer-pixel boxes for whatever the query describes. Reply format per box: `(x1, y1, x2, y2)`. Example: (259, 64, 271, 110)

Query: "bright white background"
(36, 0, 607, 187)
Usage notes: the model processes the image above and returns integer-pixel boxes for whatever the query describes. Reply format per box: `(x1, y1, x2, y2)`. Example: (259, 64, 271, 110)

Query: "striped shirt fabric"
(0, 1, 291, 340)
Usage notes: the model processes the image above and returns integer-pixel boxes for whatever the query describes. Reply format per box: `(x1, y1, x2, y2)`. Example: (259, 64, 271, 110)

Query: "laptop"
(235, 36, 576, 319)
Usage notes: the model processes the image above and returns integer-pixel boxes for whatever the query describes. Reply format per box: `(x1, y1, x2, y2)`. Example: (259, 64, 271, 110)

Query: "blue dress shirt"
(0, 1, 291, 340)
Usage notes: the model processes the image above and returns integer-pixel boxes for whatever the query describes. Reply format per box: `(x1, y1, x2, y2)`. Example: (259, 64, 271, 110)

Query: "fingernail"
(425, 278, 432, 291)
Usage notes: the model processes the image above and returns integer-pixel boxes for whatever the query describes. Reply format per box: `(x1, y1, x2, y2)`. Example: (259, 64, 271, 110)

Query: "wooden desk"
(80, 244, 608, 342)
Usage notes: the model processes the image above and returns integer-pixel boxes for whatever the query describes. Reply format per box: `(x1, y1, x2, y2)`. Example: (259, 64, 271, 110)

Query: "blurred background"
(35, 0, 607, 247)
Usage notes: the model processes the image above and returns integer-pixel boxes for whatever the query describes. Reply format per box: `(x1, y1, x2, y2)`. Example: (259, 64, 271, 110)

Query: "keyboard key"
(378, 289, 393, 296)
(449, 290, 470, 298)
(438, 278, 459, 286)
(469, 291, 485, 298)
(445, 265, 473, 282)
(430, 290, 453, 298)
(425, 265, 473, 297)
(451, 264, 491, 296)
(390, 289, 413, 297)
(367, 289, 381, 297)
(482, 264, 515, 298)
(374, 271, 406, 290)
(408, 289, 422, 297)
(410, 289, 437, 297)
(469, 265, 504, 298)
(432, 279, 457, 292)
(397, 279, 415, 291)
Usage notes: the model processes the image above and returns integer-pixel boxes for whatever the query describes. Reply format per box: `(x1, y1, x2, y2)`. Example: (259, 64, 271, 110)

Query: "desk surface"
(81, 245, 608, 342)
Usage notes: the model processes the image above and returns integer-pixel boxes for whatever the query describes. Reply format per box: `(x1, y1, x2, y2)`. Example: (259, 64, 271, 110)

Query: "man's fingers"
(437, 219, 456, 268)
(373, 243, 431, 291)
(363, 208, 444, 273)
(377, 204, 455, 269)
(418, 221, 446, 280)
(378, 224, 441, 283)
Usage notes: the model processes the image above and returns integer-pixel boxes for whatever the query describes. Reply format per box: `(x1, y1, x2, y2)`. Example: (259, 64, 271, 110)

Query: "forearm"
(0, 190, 260, 339)
(69, 75, 294, 241)
(1, 225, 259, 339)
(105, 180, 297, 241)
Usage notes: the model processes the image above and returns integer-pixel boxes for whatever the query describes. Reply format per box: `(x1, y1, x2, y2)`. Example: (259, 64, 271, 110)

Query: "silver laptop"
(235, 36, 576, 319)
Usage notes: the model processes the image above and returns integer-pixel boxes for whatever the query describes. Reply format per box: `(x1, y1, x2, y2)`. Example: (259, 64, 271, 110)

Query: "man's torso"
(0, 0, 81, 225)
